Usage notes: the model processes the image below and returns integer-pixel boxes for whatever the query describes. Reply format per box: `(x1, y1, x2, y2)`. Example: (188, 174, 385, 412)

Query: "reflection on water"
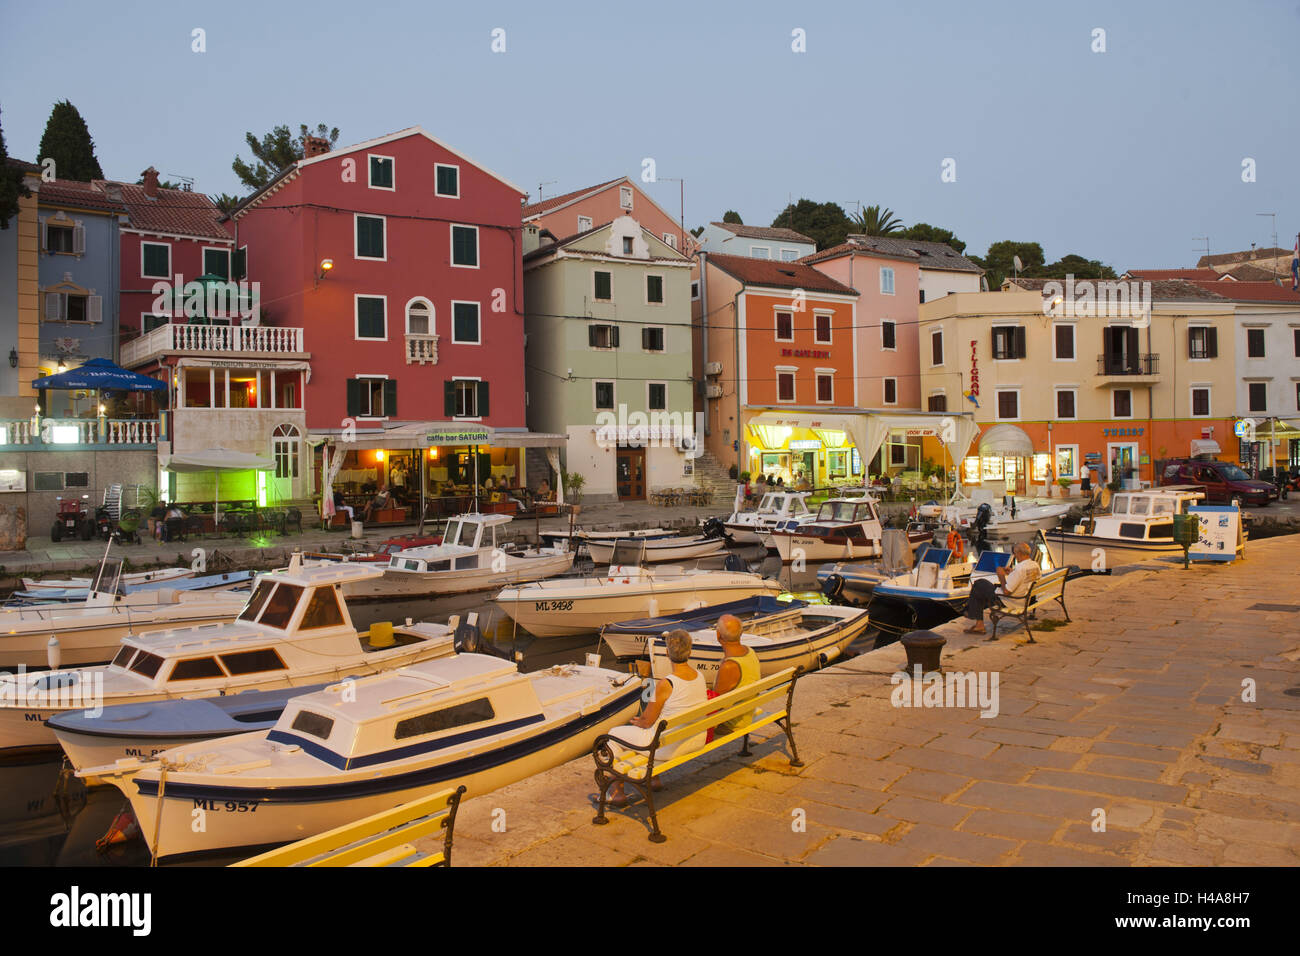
(0, 540, 873, 866)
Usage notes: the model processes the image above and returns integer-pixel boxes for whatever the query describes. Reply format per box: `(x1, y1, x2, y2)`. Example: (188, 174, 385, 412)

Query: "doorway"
(616, 446, 645, 500)
(1107, 442, 1138, 488)
(270, 423, 300, 503)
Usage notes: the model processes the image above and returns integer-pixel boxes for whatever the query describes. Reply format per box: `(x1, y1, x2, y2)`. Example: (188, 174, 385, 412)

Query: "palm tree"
(853, 204, 903, 236)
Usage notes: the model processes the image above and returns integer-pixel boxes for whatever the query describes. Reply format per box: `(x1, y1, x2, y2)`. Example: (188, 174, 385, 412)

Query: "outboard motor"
(454, 619, 483, 655)
(723, 553, 747, 573)
(701, 516, 728, 540)
(970, 502, 993, 552)
(821, 572, 846, 601)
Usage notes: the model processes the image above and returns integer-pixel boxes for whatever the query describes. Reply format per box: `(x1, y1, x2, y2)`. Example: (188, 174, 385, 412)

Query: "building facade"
(522, 177, 685, 252)
(697, 222, 815, 261)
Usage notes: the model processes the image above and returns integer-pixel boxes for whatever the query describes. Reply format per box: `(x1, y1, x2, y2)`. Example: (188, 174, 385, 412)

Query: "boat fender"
(647, 598, 659, 618)
(821, 573, 845, 600)
(47, 636, 61, 671)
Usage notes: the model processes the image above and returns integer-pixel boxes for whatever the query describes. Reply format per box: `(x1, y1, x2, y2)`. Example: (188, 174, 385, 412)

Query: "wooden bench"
(231, 785, 465, 867)
(989, 566, 1071, 643)
(591, 667, 802, 843)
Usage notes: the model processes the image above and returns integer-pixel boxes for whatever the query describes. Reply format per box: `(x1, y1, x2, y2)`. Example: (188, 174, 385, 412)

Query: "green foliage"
(232, 123, 339, 191)
(1036, 253, 1117, 280)
(690, 225, 704, 238)
(211, 193, 242, 215)
(0, 106, 32, 230)
(37, 100, 104, 182)
(898, 222, 966, 254)
(972, 240, 1046, 289)
(770, 199, 853, 251)
(722, 210, 743, 224)
(1057, 477, 1073, 489)
(136, 169, 183, 190)
(853, 204, 903, 236)
(560, 470, 585, 504)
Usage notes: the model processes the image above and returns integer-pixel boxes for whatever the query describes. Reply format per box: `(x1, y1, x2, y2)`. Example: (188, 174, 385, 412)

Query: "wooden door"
(616, 447, 646, 500)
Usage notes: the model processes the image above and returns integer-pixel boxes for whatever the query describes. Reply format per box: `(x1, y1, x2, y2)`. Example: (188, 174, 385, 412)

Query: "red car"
(1159, 459, 1278, 506)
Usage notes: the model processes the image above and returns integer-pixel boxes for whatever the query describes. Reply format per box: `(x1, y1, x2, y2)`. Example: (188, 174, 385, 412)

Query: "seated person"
(155, 505, 185, 542)
(603, 630, 707, 806)
(536, 478, 553, 501)
(707, 615, 760, 739)
(332, 490, 354, 522)
(963, 541, 1040, 635)
(362, 485, 391, 522)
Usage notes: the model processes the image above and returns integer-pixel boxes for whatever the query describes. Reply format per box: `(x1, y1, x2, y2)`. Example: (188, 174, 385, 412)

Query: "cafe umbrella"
(160, 448, 275, 526)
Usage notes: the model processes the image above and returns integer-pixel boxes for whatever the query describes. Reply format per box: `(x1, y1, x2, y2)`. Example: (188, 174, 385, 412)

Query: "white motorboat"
(765, 496, 886, 563)
(640, 602, 872, 678)
(539, 527, 674, 550)
(585, 533, 725, 565)
(84, 654, 644, 862)
(338, 513, 574, 600)
(1045, 486, 1209, 568)
(918, 490, 1072, 536)
(0, 560, 457, 754)
(494, 542, 783, 638)
(720, 490, 814, 544)
(0, 560, 247, 671)
(22, 566, 194, 592)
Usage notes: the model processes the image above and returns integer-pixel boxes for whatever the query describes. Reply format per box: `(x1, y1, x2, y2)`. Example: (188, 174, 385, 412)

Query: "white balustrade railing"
(405, 333, 440, 365)
(121, 323, 305, 366)
(0, 418, 160, 446)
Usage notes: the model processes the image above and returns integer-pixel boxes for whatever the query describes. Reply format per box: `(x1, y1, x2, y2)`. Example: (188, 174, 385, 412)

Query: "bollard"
(900, 629, 946, 676)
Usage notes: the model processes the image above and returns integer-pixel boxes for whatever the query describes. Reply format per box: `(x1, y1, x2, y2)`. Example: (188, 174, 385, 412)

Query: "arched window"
(406, 298, 434, 336)
(272, 423, 300, 479)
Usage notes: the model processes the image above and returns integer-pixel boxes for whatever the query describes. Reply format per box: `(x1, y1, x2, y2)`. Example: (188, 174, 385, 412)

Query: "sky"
(2, 0, 1297, 270)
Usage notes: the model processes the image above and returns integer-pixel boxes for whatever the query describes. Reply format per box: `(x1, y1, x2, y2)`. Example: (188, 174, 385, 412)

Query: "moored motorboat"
(538, 527, 674, 550)
(21, 566, 195, 592)
(720, 490, 814, 544)
(601, 594, 807, 659)
(1044, 486, 1208, 568)
(8, 570, 255, 605)
(84, 654, 644, 862)
(585, 532, 725, 565)
(765, 496, 885, 563)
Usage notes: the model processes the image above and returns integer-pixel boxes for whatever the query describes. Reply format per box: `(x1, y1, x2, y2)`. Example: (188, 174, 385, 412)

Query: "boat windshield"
(443, 521, 462, 546)
(238, 580, 276, 622)
(791, 496, 810, 515)
(258, 584, 303, 630)
(757, 494, 775, 512)
(1111, 495, 1129, 514)
(1130, 497, 1150, 516)
(818, 501, 857, 522)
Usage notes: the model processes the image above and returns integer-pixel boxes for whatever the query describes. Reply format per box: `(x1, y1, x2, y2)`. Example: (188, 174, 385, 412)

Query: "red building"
(522, 177, 684, 252)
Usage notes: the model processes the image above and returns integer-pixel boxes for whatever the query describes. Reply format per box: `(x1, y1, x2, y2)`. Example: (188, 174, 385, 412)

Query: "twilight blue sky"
(3, 0, 1297, 270)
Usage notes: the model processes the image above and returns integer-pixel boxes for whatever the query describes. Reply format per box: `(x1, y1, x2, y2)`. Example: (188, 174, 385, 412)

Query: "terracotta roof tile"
(1187, 280, 1300, 304)
(102, 181, 229, 240)
(802, 234, 982, 273)
(1122, 268, 1219, 281)
(1007, 277, 1229, 302)
(1197, 247, 1291, 268)
(36, 179, 125, 214)
(709, 222, 814, 244)
(520, 178, 626, 218)
(705, 252, 857, 296)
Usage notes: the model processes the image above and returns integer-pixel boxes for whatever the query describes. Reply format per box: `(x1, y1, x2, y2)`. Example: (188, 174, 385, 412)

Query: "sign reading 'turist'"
(1102, 427, 1144, 437)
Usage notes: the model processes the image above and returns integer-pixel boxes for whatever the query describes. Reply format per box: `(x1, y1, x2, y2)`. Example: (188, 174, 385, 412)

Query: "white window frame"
(1054, 444, 1080, 480)
(450, 299, 481, 345)
(881, 320, 897, 352)
(354, 213, 387, 262)
(880, 267, 895, 295)
(930, 328, 944, 367)
(645, 273, 665, 306)
(201, 245, 231, 279)
(775, 366, 797, 404)
(1112, 388, 1134, 420)
(815, 367, 835, 405)
(995, 388, 1021, 422)
(141, 241, 171, 279)
(353, 294, 388, 342)
(663, 233, 677, 249)
(451, 376, 483, 421)
(434, 163, 460, 198)
(1247, 380, 1268, 413)
(641, 325, 665, 353)
(1054, 387, 1077, 420)
(355, 374, 390, 420)
(1189, 384, 1212, 418)
(1052, 322, 1075, 361)
(405, 296, 435, 336)
(619, 185, 633, 209)
(774, 308, 794, 343)
(593, 379, 616, 412)
(646, 381, 668, 412)
(779, 248, 799, 262)
(367, 154, 396, 191)
(1188, 324, 1213, 361)
(750, 245, 771, 259)
(883, 377, 898, 406)
(813, 310, 833, 345)
(449, 223, 480, 269)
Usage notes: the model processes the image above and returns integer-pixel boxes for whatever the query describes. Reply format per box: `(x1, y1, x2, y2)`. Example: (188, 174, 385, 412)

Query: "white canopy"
(977, 424, 1035, 457)
(161, 447, 274, 525)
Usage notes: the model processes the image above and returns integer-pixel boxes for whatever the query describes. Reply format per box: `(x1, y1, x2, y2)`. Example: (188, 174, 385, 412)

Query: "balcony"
(121, 323, 307, 368)
(0, 417, 160, 448)
(1096, 353, 1160, 386)
(405, 333, 440, 365)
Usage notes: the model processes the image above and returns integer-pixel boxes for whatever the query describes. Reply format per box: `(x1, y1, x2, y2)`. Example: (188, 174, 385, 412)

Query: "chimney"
(303, 136, 330, 159)
(142, 167, 160, 199)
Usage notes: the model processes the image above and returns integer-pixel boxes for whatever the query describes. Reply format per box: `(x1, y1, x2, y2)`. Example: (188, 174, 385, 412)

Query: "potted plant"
(728, 464, 738, 480)
(561, 471, 585, 512)
(1057, 476, 1075, 497)
(739, 471, 751, 482)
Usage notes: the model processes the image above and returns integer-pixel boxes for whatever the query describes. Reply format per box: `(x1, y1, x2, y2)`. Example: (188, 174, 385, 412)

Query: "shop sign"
(789, 439, 821, 450)
(1102, 427, 1143, 437)
(780, 349, 831, 358)
(426, 428, 490, 445)
(904, 427, 939, 438)
(968, 340, 979, 398)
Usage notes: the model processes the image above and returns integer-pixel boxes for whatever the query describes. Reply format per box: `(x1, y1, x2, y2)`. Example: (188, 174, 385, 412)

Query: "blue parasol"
(33, 357, 167, 392)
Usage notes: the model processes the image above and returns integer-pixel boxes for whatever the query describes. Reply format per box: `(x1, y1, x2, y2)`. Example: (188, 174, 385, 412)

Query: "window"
(750, 246, 771, 259)
(348, 377, 396, 418)
(291, 711, 335, 740)
(1294, 328, 1300, 357)
(641, 327, 664, 352)
(646, 275, 664, 303)
(996, 390, 1019, 420)
(577, 215, 592, 232)
(1191, 387, 1210, 417)
(931, 329, 944, 366)
(595, 381, 615, 409)
(622, 236, 634, 255)
(128, 652, 165, 679)
(1056, 389, 1076, 419)
(44, 292, 101, 323)
(446, 379, 487, 418)
(992, 326, 1026, 359)
(452, 301, 480, 343)
(648, 383, 666, 410)
(395, 698, 496, 740)
(1248, 382, 1267, 412)
(46, 222, 76, 254)
(435, 163, 459, 197)
(451, 225, 478, 267)
(775, 310, 793, 341)
(927, 393, 947, 412)
(780, 248, 799, 262)
(220, 648, 288, 675)
(1113, 389, 1132, 418)
(203, 248, 230, 280)
(111, 647, 136, 669)
(1188, 326, 1218, 359)
(1055, 446, 1078, 480)
(406, 300, 432, 335)
(355, 214, 385, 259)
(814, 313, 832, 344)
(881, 320, 896, 350)
(273, 423, 300, 479)
(664, 233, 677, 249)
(816, 372, 833, 403)
(593, 271, 612, 300)
(1247, 328, 1265, 358)
(919, 289, 926, 304)
(690, 280, 699, 301)
(169, 657, 224, 681)
(355, 295, 386, 339)
(777, 370, 795, 402)
(233, 246, 248, 280)
(884, 378, 897, 404)
(300, 587, 345, 630)
(238, 580, 275, 622)
(141, 242, 171, 278)
(368, 155, 394, 189)
(880, 267, 895, 295)
(1296, 382, 1300, 411)
(588, 324, 619, 349)
(890, 444, 907, 466)
(619, 185, 633, 209)
(1054, 324, 1074, 360)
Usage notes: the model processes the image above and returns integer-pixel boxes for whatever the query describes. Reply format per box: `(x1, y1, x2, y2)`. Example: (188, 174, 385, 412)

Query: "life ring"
(946, 528, 965, 560)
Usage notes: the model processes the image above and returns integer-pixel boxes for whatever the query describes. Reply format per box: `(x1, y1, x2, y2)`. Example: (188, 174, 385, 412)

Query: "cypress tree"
(0, 105, 32, 229)
(37, 100, 104, 182)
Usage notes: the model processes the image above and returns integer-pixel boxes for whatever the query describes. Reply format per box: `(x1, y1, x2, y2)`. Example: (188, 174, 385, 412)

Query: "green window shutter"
(611, 325, 620, 348)
(143, 243, 170, 278)
(436, 166, 458, 196)
(588, 325, 597, 347)
(647, 275, 663, 303)
(204, 249, 230, 280)
(444, 380, 456, 416)
(346, 379, 361, 417)
(453, 302, 479, 342)
(452, 226, 478, 266)
(370, 156, 393, 188)
(357, 297, 385, 338)
(641, 327, 650, 350)
(476, 381, 490, 417)
(357, 216, 384, 258)
(383, 380, 397, 418)
(232, 247, 247, 280)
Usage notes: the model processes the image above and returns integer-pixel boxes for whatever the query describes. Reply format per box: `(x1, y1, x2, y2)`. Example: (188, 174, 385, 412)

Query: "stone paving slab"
(415, 537, 1300, 866)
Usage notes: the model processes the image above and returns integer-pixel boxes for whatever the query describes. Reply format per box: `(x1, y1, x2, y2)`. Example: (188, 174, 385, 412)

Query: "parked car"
(1158, 459, 1278, 506)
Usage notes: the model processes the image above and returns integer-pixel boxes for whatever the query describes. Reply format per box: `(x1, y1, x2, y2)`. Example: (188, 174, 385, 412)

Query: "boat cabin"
(813, 498, 880, 525)
(386, 514, 513, 574)
(756, 492, 811, 518)
(1088, 487, 1205, 541)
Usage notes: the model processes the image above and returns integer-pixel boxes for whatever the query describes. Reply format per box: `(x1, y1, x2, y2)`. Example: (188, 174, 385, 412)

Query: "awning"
(307, 421, 567, 451)
(33, 357, 167, 392)
(162, 448, 275, 472)
(1190, 439, 1221, 456)
(978, 424, 1035, 457)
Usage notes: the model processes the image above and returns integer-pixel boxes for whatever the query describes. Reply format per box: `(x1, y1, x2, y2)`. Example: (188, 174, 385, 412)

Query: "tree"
(973, 240, 1046, 289)
(232, 123, 339, 191)
(853, 204, 903, 236)
(898, 222, 966, 254)
(211, 193, 242, 215)
(36, 100, 104, 182)
(770, 199, 853, 251)
(689, 225, 705, 238)
(0, 106, 32, 230)
(135, 169, 183, 190)
(721, 210, 743, 224)
(1037, 253, 1117, 280)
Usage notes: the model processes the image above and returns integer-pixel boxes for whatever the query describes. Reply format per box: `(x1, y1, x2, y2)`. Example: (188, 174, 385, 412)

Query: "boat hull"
(342, 551, 574, 600)
(768, 532, 882, 564)
(585, 537, 725, 564)
(1044, 532, 1185, 569)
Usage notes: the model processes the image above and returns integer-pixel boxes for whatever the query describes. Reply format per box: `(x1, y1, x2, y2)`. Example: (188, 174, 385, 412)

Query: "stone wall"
(0, 449, 159, 545)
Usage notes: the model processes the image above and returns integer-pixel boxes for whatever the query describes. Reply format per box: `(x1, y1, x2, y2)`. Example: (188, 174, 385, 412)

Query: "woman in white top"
(604, 629, 707, 805)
